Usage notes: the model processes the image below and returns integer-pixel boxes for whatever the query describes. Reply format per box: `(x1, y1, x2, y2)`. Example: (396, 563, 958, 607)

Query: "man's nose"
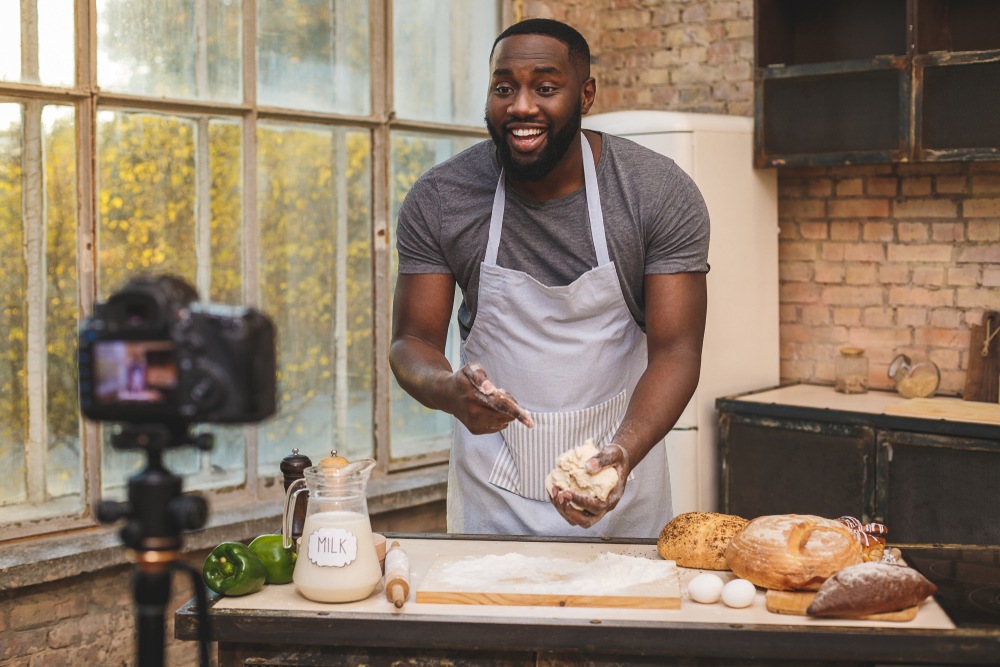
(508, 89, 537, 117)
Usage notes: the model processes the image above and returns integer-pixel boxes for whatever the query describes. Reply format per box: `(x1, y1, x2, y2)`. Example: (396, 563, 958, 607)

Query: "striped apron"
(447, 134, 671, 538)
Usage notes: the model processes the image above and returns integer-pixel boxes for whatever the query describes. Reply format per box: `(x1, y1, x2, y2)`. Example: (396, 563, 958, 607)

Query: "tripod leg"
(135, 565, 170, 667)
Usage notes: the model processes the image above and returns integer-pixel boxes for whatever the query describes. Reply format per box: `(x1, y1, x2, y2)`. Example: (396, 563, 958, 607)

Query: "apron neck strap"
(485, 133, 609, 267)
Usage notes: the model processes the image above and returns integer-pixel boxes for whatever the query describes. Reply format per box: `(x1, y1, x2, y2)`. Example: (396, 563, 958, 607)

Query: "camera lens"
(125, 302, 149, 327)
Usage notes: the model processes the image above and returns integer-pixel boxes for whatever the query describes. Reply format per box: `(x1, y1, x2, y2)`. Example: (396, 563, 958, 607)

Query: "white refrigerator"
(583, 110, 780, 515)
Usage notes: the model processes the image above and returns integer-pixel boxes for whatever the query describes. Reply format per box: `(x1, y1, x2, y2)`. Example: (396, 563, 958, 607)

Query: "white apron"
(448, 135, 671, 538)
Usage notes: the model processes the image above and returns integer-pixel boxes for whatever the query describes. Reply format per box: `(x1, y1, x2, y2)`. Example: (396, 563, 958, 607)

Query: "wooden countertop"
(175, 534, 1000, 666)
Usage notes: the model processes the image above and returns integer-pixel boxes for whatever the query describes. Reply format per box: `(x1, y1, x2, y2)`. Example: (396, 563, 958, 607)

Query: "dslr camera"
(79, 274, 277, 424)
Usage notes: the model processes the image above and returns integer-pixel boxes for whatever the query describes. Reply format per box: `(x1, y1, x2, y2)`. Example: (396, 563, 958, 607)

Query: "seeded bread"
(657, 512, 749, 570)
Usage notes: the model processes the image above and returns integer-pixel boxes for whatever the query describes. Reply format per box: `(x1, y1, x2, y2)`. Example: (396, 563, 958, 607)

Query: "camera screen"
(93, 341, 179, 405)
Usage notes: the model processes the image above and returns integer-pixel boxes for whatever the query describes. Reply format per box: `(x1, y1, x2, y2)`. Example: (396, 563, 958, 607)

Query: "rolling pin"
(384, 541, 410, 608)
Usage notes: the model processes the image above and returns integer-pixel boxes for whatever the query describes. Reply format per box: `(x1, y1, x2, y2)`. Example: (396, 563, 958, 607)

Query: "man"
(390, 18, 709, 537)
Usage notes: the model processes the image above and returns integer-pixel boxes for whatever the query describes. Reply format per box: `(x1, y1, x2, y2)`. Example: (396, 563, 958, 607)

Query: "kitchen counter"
(174, 534, 1000, 666)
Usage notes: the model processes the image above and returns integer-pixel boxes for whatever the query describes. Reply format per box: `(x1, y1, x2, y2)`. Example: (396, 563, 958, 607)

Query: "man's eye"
(494, 85, 513, 95)
(538, 86, 557, 94)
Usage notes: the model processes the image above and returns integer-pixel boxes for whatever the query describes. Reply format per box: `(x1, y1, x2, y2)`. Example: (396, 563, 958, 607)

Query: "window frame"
(0, 0, 509, 543)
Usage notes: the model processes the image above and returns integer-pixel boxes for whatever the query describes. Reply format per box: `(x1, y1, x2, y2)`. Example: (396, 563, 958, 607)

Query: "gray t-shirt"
(395, 132, 710, 339)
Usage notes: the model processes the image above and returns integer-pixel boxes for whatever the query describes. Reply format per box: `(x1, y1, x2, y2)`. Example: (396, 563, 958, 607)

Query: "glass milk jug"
(281, 459, 381, 603)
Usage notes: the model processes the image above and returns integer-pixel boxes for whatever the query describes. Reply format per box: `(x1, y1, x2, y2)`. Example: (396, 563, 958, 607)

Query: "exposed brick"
(814, 261, 843, 283)
(971, 175, 1000, 194)
(780, 198, 826, 219)
(843, 243, 886, 262)
(912, 266, 945, 286)
(901, 177, 932, 196)
(863, 222, 894, 242)
(897, 307, 928, 326)
(936, 175, 968, 194)
(968, 220, 1000, 241)
(781, 359, 816, 380)
(929, 308, 963, 328)
(867, 177, 899, 197)
(931, 222, 965, 242)
(822, 243, 847, 261)
(807, 179, 833, 197)
(957, 288, 1000, 310)
(829, 198, 890, 219)
(800, 305, 831, 325)
(46, 622, 81, 650)
(822, 286, 884, 306)
(893, 198, 959, 218)
(886, 244, 953, 263)
(836, 178, 864, 196)
(0, 628, 47, 660)
(914, 328, 968, 347)
(778, 223, 799, 240)
(964, 198, 1000, 217)
(898, 222, 929, 242)
(780, 282, 823, 304)
(929, 348, 961, 369)
(830, 221, 861, 241)
(863, 307, 894, 327)
(849, 328, 913, 348)
(779, 304, 799, 322)
(779, 261, 812, 282)
(958, 245, 1000, 263)
(947, 267, 980, 286)
(984, 267, 1000, 287)
(845, 264, 877, 285)
(779, 241, 818, 261)
(833, 307, 862, 326)
(878, 263, 910, 284)
(799, 222, 829, 239)
(888, 286, 955, 307)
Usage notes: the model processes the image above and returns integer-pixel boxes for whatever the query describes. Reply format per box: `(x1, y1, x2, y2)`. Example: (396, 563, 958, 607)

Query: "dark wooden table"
(175, 534, 1000, 667)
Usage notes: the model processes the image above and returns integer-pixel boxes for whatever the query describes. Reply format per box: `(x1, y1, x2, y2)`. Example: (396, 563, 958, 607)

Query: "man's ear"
(580, 76, 597, 115)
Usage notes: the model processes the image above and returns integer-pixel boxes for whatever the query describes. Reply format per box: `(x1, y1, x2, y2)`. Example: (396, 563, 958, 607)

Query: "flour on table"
(428, 552, 677, 596)
(544, 439, 618, 507)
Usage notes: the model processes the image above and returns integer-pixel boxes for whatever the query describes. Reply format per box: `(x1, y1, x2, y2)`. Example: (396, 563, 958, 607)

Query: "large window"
(0, 0, 500, 540)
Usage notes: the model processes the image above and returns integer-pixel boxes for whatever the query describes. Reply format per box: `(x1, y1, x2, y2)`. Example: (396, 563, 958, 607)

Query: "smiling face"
(485, 33, 595, 184)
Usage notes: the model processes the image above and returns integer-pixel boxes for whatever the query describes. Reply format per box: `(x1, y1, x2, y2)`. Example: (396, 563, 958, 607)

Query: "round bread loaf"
(725, 514, 863, 591)
(657, 512, 749, 570)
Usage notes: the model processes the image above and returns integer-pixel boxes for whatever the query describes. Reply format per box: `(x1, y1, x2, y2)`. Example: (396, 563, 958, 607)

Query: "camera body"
(79, 275, 277, 424)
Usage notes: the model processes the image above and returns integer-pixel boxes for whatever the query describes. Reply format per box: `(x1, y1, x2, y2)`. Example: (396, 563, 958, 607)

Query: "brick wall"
(518, 0, 999, 393)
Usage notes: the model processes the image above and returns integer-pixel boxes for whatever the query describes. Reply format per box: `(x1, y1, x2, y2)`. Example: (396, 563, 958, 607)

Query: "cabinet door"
(720, 413, 875, 520)
(877, 430, 1000, 545)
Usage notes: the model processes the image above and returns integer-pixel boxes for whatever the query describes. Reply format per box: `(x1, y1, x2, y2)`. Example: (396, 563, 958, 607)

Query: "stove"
(905, 546, 1000, 628)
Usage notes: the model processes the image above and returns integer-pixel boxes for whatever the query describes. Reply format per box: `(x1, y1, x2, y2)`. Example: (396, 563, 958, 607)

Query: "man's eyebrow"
(491, 65, 564, 77)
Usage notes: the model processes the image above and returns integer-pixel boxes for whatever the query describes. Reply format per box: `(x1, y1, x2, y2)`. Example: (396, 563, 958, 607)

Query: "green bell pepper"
(248, 533, 297, 585)
(203, 541, 268, 596)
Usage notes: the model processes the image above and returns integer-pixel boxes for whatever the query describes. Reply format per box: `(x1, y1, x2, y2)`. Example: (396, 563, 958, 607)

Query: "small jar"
(835, 347, 869, 394)
(888, 354, 940, 399)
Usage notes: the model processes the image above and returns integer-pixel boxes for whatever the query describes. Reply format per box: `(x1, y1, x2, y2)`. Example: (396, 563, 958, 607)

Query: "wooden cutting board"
(765, 589, 918, 622)
(415, 551, 680, 609)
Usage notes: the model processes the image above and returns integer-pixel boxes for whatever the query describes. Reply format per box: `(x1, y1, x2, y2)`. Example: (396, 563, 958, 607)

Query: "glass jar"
(888, 354, 941, 399)
(835, 347, 869, 394)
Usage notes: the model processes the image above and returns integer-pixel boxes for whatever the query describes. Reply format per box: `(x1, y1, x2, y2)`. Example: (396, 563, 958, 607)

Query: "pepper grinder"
(280, 448, 312, 542)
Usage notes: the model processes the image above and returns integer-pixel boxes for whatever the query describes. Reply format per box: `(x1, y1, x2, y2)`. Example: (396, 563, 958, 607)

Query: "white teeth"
(511, 128, 543, 137)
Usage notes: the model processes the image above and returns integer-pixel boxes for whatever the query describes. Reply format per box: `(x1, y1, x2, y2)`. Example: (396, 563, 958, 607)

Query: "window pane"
(38, 1, 76, 86)
(42, 105, 80, 500)
(257, 0, 370, 115)
(97, 0, 242, 102)
(0, 103, 27, 508)
(393, 0, 498, 126)
(0, 1, 75, 87)
(258, 122, 373, 472)
(389, 132, 481, 462)
(97, 110, 246, 496)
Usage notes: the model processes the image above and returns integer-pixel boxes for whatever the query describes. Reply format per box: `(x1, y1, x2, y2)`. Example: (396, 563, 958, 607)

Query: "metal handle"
(281, 478, 307, 549)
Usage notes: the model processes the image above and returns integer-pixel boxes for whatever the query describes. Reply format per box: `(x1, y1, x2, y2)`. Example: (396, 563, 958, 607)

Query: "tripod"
(96, 422, 214, 667)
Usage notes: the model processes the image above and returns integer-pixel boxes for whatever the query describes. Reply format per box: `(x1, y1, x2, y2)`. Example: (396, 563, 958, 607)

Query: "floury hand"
(461, 362, 535, 428)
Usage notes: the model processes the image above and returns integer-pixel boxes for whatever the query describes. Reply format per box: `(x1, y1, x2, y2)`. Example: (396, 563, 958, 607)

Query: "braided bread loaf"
(725, 514, 863, 591)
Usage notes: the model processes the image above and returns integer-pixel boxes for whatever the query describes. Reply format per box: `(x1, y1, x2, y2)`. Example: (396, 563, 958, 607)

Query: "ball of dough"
(721, 578, 756, 608)
(544, 439, 618, 508)
(687, 573, 725, 604)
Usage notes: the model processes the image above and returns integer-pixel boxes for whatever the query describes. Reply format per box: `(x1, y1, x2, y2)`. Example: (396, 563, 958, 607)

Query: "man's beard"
(486, 104, 583, 182)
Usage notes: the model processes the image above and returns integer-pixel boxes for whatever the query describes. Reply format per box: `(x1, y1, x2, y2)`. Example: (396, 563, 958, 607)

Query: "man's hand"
(549, 443, 630, 528)
(453, 362, 534, 434)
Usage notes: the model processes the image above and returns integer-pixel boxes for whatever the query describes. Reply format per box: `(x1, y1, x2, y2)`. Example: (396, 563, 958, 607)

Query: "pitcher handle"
(282, 478, 308, 549)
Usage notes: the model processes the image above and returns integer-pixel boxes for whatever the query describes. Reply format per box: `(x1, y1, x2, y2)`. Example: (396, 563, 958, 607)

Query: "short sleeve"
(644, 166, 710, 275)
(395, 172, 452, 275)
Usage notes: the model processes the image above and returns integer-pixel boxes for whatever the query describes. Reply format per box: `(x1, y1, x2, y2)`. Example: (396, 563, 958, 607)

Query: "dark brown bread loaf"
(657, 512, 749, 570)
(807, 561, 938, 617)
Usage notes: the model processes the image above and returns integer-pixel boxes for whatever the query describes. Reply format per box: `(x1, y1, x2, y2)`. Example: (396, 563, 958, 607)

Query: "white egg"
(721, 578, 757, 608)
(686, 573, 725, 604)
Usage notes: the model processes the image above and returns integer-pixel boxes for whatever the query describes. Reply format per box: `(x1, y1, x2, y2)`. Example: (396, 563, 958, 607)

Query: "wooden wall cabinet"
(755, 0, 1000, 166)
(718, 385, 1000, 546)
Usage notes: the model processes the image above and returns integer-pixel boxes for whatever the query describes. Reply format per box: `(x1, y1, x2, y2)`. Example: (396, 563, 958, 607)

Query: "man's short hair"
(490, 18, 591, 75)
